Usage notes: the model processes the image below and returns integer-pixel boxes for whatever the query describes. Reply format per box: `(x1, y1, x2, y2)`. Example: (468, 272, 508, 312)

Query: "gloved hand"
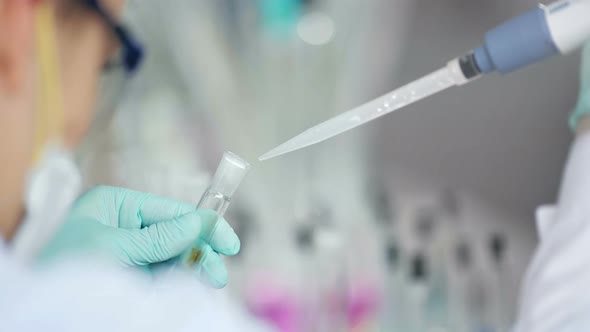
(40, 186, 240, 288)
(570, 42, 590, 131)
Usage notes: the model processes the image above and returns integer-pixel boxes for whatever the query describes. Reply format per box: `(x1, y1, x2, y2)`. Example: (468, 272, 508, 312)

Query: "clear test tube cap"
(209, 151, 251, 198)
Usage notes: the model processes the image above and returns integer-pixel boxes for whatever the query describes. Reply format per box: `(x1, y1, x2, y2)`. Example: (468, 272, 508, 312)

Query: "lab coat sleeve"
(0, 247, 275, 332)
(514, 132, 590, 332)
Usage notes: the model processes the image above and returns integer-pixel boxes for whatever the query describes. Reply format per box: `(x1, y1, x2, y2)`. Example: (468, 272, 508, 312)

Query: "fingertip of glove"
(201, 251, 228, 289)
(210, 220, 241, 256)
(231, 238, 241, 256)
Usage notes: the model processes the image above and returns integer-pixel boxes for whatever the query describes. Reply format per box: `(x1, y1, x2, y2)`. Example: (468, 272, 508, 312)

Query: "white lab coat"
(514, 132, 590, 332)
(0, 242, 274, 332)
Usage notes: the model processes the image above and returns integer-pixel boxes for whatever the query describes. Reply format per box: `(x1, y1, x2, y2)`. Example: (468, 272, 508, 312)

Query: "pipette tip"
(259, 131, 318, 161)
(258, 150, 280, 161)
(258, 142, 294, 161)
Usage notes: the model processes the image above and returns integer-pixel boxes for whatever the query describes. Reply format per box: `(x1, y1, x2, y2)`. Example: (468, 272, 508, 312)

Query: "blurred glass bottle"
(295, 222, 318, 332)
(488, 233, 509, 332)
(314, 211, 347, 332)
(414, 208, 450, 331)
(451, 240, 494, 332)
(381, 238, 406, 331)
(449, 240, 473, 332)
(406, 253, 428, 332)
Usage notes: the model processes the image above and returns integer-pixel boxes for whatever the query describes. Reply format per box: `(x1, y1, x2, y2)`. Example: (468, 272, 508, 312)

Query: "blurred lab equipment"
(406, 253, 429, 332)
(487, 233, 509, 332)
(381, 239, 405, 331)
(450, 240, 483, 332)
(259, 0, 590, 161)
(416, 209, 451, 332)
(246, 274, 304, 332)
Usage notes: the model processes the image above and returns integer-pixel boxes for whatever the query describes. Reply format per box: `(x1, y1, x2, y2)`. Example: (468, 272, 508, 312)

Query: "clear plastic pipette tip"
(259, 65, 459, 161)
(258, 149, 283, 161)
(259, 137, 311, 161)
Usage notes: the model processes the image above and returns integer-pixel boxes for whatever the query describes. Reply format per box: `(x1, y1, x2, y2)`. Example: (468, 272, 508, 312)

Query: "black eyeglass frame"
(83, 0, 144, 74)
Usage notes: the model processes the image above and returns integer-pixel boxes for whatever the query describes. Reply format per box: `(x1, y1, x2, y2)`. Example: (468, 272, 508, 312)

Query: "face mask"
(12, 146, 81, 262)
(11, 3, 82, 262)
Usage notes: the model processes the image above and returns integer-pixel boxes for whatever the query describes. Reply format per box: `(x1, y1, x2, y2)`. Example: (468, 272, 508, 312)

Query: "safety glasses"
(77, 0, 145, 152)
(83, 0, 144, 74)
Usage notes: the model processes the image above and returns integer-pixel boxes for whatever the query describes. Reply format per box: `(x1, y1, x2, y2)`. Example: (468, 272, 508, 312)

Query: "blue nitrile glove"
(570, 42, 590, 131)
(41, 186, 240, 288)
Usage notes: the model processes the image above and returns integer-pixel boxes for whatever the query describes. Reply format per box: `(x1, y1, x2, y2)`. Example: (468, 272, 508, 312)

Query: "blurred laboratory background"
(77, 0, 581, 331)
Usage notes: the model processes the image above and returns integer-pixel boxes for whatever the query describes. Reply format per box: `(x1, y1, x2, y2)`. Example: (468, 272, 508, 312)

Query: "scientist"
(514, 43, 590, 332)
(0, 0, 271, 331)
(0, 0, 239, 287)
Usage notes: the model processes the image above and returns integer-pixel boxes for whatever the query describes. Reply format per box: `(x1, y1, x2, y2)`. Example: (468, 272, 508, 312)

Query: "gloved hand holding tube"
(40, 186, 241, 288)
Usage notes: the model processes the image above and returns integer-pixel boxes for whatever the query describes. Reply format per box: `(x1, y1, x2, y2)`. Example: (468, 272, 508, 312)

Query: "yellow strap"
(33, 2, 64, 163)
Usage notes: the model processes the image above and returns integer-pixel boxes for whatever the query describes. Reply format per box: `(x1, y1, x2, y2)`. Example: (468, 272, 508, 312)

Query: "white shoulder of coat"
(0, 249, 274, 332)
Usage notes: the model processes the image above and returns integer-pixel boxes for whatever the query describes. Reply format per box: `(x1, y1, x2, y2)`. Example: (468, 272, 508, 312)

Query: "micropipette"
(259, 0, 590, 161)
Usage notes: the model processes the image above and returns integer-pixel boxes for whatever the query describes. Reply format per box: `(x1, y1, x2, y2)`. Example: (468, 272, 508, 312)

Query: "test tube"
(197, 151, 250, 216)
(180, 151, 250, 267)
